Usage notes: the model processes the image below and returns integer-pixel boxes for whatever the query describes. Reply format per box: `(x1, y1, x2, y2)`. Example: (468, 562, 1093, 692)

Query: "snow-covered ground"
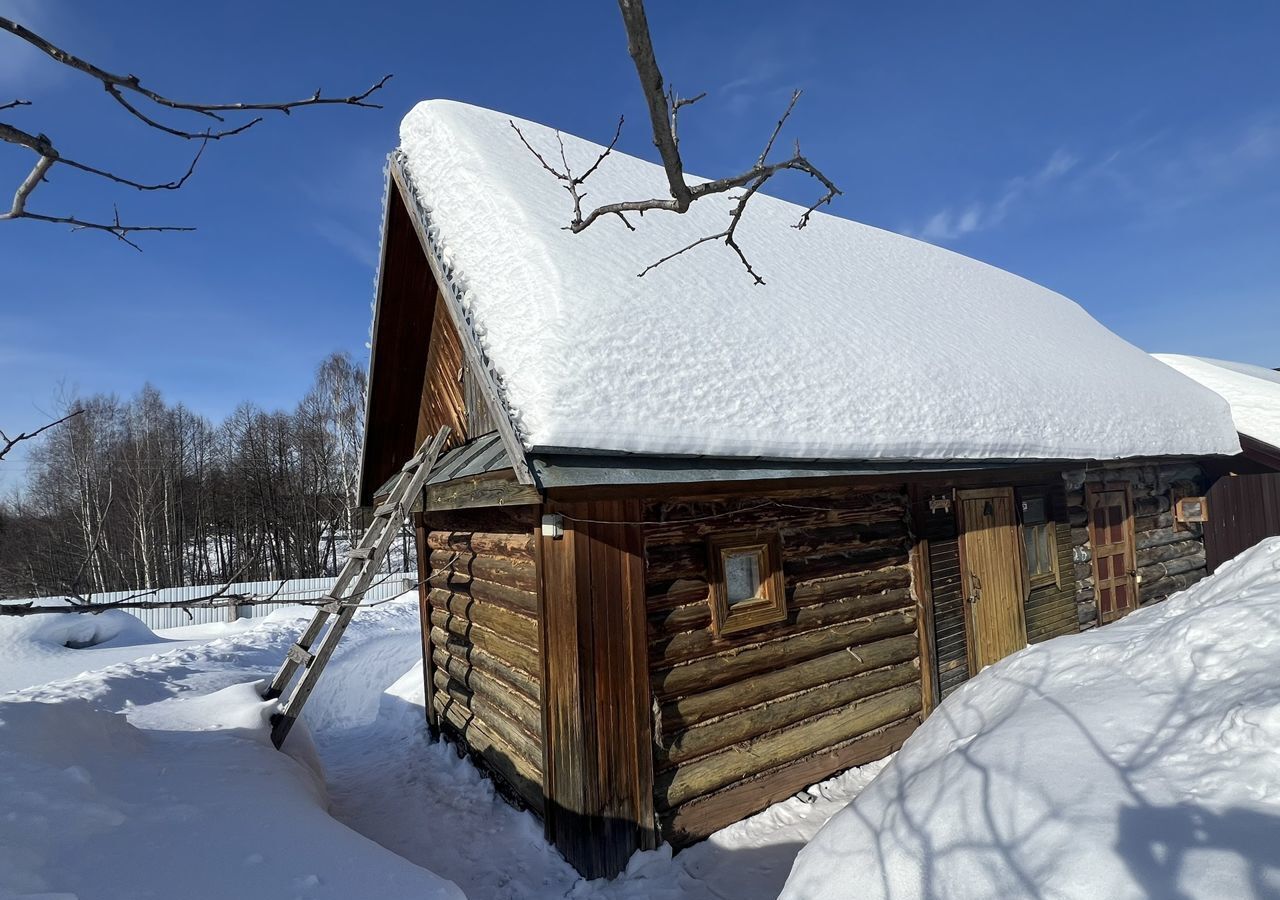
(9, 539, 1280, 899)
(783, 537, 1280, 900)
(0, 597, 871, 899)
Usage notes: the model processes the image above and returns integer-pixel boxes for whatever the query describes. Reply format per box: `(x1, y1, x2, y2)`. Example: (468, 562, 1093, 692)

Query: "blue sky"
(2, 0, 1278, 483)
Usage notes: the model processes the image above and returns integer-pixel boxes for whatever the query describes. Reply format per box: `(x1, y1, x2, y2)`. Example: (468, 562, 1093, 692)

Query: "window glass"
(724, 550, 762, 606)
(1020, 491, 1056, 582)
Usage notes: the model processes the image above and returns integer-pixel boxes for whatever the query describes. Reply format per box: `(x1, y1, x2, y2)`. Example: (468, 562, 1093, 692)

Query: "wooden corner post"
(537, 498, 657, 879)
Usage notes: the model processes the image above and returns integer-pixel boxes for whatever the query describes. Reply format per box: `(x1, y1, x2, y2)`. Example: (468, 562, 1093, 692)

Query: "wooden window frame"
(706, 530, 788, 636)
(1017, 487, 1061, 590)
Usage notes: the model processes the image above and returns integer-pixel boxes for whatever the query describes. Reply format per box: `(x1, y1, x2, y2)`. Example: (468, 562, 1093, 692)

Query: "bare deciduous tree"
(512, 0, 841, 284)
(0, 16, 390, 249)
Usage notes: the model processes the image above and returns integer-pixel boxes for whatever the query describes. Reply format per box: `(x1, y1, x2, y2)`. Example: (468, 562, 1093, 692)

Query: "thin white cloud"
(914, 149, 1079, 242)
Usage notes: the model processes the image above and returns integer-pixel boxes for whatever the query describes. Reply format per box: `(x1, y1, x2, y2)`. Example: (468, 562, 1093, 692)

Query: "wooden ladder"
(264, 426, 451, 749)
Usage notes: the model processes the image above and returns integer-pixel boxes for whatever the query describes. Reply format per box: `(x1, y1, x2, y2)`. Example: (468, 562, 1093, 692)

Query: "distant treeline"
(0, 352, 374, 599)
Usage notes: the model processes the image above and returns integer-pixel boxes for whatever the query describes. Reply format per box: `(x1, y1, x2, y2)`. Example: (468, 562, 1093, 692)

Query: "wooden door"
(958, 488, 1028, 671)
(1087, 484, 1137, 624)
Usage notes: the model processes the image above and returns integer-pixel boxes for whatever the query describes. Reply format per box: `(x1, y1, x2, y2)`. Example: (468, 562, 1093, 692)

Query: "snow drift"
(393, 99, 1240, 462)
(782, 537, 1280, 900)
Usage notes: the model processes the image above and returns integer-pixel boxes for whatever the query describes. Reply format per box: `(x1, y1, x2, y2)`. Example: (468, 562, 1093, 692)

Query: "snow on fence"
(6, 574, 419, 631)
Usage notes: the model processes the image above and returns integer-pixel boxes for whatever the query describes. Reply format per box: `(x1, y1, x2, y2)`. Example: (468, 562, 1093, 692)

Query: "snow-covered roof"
(1154, 354, 1280, 450)
(395, 100, 1241, 462)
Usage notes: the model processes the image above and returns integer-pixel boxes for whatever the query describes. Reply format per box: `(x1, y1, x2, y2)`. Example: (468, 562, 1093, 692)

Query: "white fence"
(8, 574, 418, 631)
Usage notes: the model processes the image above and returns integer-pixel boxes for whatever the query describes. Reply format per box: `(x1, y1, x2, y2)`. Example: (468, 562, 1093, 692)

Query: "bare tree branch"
(515, 0, 842, 283)
(0, 568, 412, 617)
(0, 15, 391, 246)
(0, 409, 83, 461)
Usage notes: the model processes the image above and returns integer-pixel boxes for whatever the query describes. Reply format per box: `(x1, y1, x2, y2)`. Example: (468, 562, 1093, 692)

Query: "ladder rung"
(401, 452, 426, 472)
(348, 547, 375, 560)
(373, 502, 399, 518)
(286, 644, 314, 666)
(320, 600, 344, 615)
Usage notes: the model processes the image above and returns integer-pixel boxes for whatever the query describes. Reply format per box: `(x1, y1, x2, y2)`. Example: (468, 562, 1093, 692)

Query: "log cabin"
(357, 100, 1243, 879)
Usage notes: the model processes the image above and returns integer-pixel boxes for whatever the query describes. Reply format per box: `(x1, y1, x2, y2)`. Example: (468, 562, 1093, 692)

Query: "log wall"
(642, 487, 922, 845)
(421, 506, 544, 813)
(1065, 462, 1208, 628)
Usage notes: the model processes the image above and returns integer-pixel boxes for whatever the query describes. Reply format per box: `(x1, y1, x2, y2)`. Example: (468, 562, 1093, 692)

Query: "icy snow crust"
(783, 537, 1280, 900)
(1155, 354, 1280, 450)
(396, 100, 1240, 461)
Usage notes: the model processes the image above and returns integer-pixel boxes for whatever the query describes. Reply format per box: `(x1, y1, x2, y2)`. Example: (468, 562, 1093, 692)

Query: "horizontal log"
(1134, 512, 1174, 534)
(643, 491, 908, 546)
(429, 591, 538, 648)
(648, 563, 911, 637)
(658, 660, 919, 767)
(433, 667, 542, 738)
(1133, 495, 1171, 518)
(430, 621, 539, 680)
(782, 520, 910, 559)
(645, 536, 907, 585)
(424, 473, 541, 512)
(651, 589, 913, 666)
(426, 530, 534, 559)
(429, 549, 535, 590)
(434, 695, 543, 812)
(661, 717, 917, 846)
(1139, 552, 1205, 581)
(1136, 539, 1202, 567)
(1139, 570, 1205, 603)
(433, 644, 540, 704)
(653, 610, 917, 700)
(656, 683, 922, 809)
(661, 632, 919, 731)
(427, 573, 538, 615)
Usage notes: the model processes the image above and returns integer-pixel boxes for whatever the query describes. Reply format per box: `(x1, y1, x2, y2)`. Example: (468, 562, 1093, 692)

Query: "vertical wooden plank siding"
(1205, 473, 1280, 571)
(416, 289, 468, 454)
(539, 499, 656, 880)
(422, 508, 544, 813)
(643, 487, 921, 845)
(922, 499, 968, 699)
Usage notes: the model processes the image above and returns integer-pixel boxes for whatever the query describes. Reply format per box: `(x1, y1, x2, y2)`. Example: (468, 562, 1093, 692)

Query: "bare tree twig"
(2, 568, 414, 617)
(0, 408, 83, 461)
(0, 15, 391, 245)
(514, 0, 842, 283)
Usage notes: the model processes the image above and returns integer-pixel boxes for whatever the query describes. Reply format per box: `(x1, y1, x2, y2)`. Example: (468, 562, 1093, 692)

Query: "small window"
(1019, 489, 1059, 587)
(707, 531, 787, 636)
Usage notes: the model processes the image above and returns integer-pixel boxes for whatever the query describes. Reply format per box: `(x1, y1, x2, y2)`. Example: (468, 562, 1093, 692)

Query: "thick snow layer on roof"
(1154, 354, 1280, 450)
(783, 537, 1280, 900)
(397, 100, 1240, 461)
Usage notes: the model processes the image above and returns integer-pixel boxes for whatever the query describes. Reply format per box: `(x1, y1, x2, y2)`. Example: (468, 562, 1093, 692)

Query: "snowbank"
(0, 601, 465, 900)
(0, 606, 169, 693)
(395, 100, 1240, 462)
(1154, 354, 1280, 449)
(782, 537, 1280, 900)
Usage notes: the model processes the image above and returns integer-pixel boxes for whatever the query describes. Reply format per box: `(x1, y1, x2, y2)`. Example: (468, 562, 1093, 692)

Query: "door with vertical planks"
(1087, 485, 1138, 624)
(958, 488, 1027, 671)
